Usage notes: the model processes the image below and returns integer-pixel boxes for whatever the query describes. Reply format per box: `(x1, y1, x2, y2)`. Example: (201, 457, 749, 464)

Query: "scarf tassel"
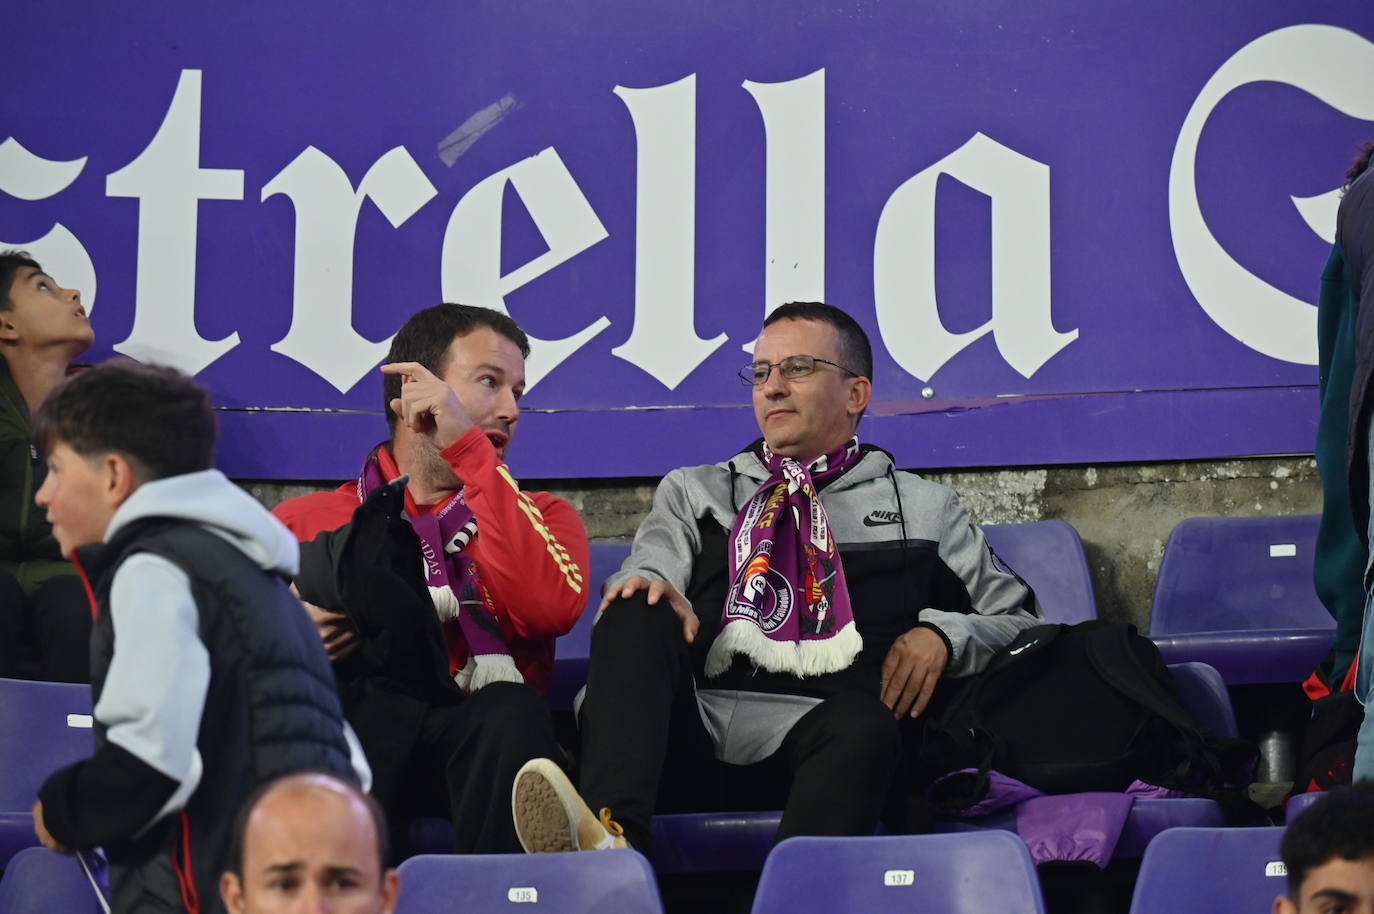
(705, 618, 862, 678)
(454, 652, 524, 691)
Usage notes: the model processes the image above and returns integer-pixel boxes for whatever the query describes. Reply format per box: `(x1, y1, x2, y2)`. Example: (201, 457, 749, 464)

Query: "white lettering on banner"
(741, 69, 827, 354)
(262, 146, 438, 392)
(1169, 25, 1374, 366)
(5, 22, 1361, 399)
(0, 138, 87, 200)
(874, 132, 1077, 381)
(0, 139, 98, 310)
(611, 76, 728, 389)
(440, 147, 611, 391)
(105, 70, 245, 374)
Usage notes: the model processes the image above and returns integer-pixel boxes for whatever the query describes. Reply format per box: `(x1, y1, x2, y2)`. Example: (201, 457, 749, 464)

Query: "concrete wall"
(243, 454, 1325, 631)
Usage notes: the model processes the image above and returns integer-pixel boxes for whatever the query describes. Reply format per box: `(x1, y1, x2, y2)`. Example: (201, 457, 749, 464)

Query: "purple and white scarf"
(359, 451, 521, 692)
(705, 437, 864, 677)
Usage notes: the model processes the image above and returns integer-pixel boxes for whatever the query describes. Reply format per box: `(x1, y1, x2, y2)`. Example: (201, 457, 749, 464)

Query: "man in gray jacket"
(513, 302, 1040, 855)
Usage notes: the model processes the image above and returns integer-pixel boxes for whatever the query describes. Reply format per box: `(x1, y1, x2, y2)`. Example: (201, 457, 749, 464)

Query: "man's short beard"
(412, 437, 461, 491)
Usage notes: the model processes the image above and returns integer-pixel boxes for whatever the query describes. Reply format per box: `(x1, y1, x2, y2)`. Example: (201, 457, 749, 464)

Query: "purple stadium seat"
(0, 679, 93, 867)
(1167, 661, 1239, 739)
(0, 847, 104, 914)
(982, 521, 1098, 624)
(1284, 790, 1323, 823)
(752, 832, 1046, 914)
(1127, 827, 1286, 914)
(1149, 516, 1334, 684)
(394, 849, 663, 914)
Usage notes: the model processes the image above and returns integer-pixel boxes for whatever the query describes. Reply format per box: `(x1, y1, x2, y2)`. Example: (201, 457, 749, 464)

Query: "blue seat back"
(1167, 662, 1238, 739)
(0, 679, 93, 866)
(0, 678, 92, 812)
(982, 520, 1097, 624)
(395, 849, 663, 914)
(753, 832, 1046, 914)
(1150, 516, 1330, 634)
(0, 848, 104, 914)
(1128, 827, 1286, 914)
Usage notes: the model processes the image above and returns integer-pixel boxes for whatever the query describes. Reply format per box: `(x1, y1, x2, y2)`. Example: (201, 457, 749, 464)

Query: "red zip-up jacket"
(273, 426, 590, 694)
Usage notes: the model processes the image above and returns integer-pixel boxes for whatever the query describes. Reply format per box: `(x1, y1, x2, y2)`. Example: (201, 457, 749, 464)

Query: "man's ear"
(846, 376, 872, 419)
(220, 872, 245, 914)
(381, 868, 401, 913)
(1273, 892, 1298, 914)
(0, 312, 19, 343)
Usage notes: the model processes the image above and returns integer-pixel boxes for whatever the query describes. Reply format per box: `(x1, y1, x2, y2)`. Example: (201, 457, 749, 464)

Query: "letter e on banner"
(440, 148, 610, 391)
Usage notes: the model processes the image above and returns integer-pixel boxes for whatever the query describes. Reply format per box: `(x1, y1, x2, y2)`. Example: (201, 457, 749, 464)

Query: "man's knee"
(812, 692, 902, 760)
(591, 595, 682, 650)
(467, 681, 552, 732)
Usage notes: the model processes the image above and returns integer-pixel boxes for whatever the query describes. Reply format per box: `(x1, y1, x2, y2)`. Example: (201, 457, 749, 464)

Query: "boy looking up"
(30, 361, 365, 914)
(0, 250, 94, 681)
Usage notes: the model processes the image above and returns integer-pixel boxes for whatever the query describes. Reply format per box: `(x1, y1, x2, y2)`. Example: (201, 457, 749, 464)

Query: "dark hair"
(382, 303, 531, 433)
(1281, 781, 1374, 898)
(33, 361, 216, 480)
(762, 302, 873, 380)
(0, 250, 41, 313)
(226, 771, 390, 876)
(1346, 142, 1374, 189)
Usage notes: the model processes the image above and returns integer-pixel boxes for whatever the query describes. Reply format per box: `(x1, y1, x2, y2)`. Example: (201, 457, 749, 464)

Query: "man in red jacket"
(274, 304, 589, 856)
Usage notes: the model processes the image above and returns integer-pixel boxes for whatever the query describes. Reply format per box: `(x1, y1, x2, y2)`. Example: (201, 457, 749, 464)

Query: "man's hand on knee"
(880, 626, 949, 719)
(598, 575, 698, 644)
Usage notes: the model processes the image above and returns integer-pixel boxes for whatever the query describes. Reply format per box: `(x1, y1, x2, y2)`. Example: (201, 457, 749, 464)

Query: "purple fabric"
(707, 438, 863, 677)
(930, 770, 1135, 867)
(357, 450, 515, 680)
(934, 769, 1046, 816)
(1125, 780, 1191, 799)
(1013, 793, 1134, 868)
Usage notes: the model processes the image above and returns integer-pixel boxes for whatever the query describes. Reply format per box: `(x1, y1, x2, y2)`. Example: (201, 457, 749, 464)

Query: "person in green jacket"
(0, 250, 95, 682)
(1314, 145, 1374, 688)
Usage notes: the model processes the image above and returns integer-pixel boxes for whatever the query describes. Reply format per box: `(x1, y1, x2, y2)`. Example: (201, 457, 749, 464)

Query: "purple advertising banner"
(3, 1, 1373, 479)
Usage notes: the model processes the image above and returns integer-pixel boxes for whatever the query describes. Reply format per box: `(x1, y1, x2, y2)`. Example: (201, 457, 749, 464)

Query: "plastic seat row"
(0, 826, 1294, 914)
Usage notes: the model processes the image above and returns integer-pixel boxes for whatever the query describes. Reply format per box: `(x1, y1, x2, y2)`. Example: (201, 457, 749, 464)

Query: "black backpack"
(921, 621, 1255, 813)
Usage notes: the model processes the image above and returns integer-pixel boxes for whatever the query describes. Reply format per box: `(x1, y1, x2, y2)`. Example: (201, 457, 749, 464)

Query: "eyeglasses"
(738, 355, 861, 387)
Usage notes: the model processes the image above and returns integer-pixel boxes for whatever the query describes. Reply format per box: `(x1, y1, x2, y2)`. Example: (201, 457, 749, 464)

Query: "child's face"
(1276, 857, 1374, 914)
(34, 442, 119, 557)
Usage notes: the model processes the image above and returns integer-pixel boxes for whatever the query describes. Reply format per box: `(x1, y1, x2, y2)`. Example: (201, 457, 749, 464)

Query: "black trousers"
(0, 570, 91, 683)
(369, 680, 564, 857)
(578, 596, 903, 852)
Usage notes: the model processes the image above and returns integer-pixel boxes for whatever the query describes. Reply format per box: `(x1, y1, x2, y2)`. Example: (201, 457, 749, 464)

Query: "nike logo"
(1008, 640, 1038, 656)
(863, 511, 904, 527)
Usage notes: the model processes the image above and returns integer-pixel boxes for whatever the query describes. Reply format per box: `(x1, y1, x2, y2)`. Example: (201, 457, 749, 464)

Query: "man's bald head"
(221, 772, 398, 914)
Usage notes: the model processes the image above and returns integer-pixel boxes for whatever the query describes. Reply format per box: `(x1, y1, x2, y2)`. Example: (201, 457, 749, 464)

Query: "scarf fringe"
(705, 619, 863, 678)
(429, 585, 460, 622)
(454, 652, 524, 692)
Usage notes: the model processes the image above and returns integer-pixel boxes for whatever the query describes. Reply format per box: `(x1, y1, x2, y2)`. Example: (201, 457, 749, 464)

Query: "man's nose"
(498, 388, 519, 424)
(760, 365, 789, 397)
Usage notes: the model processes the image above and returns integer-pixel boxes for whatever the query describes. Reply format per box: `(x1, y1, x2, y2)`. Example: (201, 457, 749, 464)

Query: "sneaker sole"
(512, 766, 577, 853)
